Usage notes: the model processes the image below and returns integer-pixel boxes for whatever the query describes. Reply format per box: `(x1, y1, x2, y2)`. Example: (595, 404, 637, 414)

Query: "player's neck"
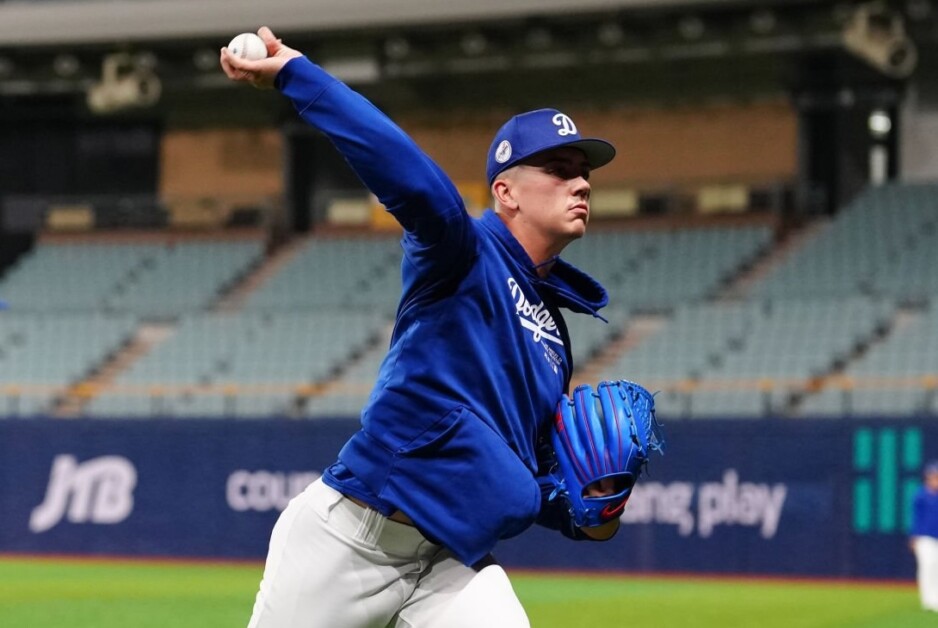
(497, 210, 569, 277)
(513, 230, 563, 277)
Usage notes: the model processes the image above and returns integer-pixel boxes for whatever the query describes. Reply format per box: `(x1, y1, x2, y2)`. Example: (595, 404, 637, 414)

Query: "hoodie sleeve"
(276, 56, 475, 263)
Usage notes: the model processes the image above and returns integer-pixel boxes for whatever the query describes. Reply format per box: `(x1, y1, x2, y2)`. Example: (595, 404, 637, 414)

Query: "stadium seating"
(300, 307, 630, 418)
(607, 297, 893, 418)
(243, 236, 403, 314)
(85, 310, 389, 417)
(756, 183, 938, 301)
(799, 305, 938, 417)
(0, 240, 263, 318)
(3, 184, 936, 421)
(564, 306, 630, 367)
(301, 329, 390, 418)
(600, 302, 754, 383)
(0, 313, 137, 417)
(108, 242, 263, 318)
(562, 226, 772, 310)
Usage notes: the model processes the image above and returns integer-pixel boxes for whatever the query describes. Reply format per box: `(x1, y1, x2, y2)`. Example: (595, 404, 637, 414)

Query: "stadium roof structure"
(0, 0, 809, 47)
(0, 0, 933, 112)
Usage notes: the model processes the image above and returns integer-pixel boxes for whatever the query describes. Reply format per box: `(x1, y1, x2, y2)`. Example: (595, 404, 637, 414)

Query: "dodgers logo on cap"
(552, 113, 577, 136)
(486, 108, 616, 184)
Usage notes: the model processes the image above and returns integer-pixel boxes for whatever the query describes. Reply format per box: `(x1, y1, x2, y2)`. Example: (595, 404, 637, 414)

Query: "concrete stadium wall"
(0, 417, 926, 580)
(156, 102, 796, 203)
(160, 129, 284, 200)
(397, 101, 798, 189)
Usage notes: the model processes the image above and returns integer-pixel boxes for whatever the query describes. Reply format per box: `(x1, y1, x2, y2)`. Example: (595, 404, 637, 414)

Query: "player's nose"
(571, 177, 591, 200)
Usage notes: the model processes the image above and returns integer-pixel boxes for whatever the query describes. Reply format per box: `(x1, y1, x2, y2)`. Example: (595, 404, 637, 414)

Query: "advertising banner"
(0, 417, 929, 579)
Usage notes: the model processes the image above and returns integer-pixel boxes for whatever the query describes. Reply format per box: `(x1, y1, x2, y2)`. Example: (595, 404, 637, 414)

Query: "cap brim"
(488, 136, 617, 184)
(561, 138, 617, 170)
(510, 138, 616, 173)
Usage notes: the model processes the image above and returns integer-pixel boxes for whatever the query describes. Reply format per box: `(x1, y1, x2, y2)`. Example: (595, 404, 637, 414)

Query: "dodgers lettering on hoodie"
(276, 57, 608, 566)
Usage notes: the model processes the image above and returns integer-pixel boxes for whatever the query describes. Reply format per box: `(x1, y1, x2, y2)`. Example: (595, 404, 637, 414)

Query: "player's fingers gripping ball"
(549, 380, 665, 528)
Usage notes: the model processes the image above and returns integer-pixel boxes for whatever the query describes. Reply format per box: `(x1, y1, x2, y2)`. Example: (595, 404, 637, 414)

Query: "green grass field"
(0, 556, 930, 628)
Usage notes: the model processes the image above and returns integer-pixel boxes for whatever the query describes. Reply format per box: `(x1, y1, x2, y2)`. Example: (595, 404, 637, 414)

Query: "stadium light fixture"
(842, 2, 917, 78)
(597, 21, 625, 47)
(192, 48, 218, 72)
(383, 36, 411, 60)
(460, 31, 488, 56)
(525, 26, 553, 50)
(677, 15, 705, 40)
(749, 9, 777, 35)
(86, 52, 162, 114)
(52, 54, 80, 78)
(868, 109, 892, 137)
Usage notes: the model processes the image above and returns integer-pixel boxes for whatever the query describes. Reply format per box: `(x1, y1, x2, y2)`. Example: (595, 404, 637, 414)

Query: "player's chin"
(565, 214, 589, 237)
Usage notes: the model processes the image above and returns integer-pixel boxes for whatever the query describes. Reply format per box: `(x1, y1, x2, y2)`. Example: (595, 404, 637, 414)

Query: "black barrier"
(0, 417, 929, 579)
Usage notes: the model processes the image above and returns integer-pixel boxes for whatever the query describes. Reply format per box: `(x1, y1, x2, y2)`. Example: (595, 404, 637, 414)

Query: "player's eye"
(544, 165, 571, 179)
(539, 162, 590, 181)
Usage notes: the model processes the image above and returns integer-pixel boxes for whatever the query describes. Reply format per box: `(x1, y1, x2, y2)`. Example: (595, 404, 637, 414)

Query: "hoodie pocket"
(381, 406, 541, 565)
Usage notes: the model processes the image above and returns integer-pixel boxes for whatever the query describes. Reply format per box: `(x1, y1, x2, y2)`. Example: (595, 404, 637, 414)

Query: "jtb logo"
(853, 428, 921, 534)
(29, 455, 137, 533)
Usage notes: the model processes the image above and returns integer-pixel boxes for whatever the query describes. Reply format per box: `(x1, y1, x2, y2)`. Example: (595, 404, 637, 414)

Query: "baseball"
(227, 33, 268, 61)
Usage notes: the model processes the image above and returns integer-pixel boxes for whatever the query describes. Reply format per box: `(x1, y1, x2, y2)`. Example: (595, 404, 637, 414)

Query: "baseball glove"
(547, 380, 664, 528)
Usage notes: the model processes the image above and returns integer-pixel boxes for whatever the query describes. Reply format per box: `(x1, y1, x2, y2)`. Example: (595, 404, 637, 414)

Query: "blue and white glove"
(547, 380, 665, 528)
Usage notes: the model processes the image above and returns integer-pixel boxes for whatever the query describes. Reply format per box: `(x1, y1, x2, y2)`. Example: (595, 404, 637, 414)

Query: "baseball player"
(911, 461, 938, 612)
(222, 27, 624, 628)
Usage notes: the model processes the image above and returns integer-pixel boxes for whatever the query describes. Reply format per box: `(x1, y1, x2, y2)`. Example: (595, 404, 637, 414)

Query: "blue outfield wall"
(0, 416, 930, 579)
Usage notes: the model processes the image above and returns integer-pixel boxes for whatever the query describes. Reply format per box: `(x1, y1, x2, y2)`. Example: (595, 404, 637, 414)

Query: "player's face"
(511, 147, 592, 244)
(926, 471, 938, 491)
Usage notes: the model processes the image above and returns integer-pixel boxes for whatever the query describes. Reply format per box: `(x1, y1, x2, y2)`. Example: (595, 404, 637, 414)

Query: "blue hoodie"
(276, 57, 609, 566)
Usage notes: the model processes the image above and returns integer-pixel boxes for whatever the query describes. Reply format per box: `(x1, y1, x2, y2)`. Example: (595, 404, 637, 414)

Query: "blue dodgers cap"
(486, 108, 616, 185)
(926, 460, 938, 475)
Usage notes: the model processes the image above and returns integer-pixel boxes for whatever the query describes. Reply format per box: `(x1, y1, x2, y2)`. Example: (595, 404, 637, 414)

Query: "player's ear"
(491, 176, 519, 213)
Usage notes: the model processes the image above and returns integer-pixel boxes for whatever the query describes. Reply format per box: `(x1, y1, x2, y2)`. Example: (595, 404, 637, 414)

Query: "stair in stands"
(572, 314, 668, 388)
(717, 219, 829, 301)
(53, 324, 175, 417)
(213, 236, 309, 313)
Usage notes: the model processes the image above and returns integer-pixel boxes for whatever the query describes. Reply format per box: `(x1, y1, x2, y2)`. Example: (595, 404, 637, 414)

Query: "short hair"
(490, 165, 519, 214)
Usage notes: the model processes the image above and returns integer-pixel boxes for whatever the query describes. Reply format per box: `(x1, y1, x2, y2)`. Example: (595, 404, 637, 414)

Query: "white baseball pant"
(247, 478, 531, 628)
(914, 536, 938, 612)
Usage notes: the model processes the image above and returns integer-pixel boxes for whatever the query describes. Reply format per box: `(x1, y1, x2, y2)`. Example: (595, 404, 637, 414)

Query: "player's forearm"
(276, 57, 464, 228)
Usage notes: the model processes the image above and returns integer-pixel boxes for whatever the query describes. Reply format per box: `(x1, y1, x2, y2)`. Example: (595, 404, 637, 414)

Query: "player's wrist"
(579, 518, 620, 540)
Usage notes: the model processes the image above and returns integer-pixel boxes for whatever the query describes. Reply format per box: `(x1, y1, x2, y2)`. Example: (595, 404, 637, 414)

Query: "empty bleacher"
(243, 236, 403, 314)
(607, 297, 894, 418)
(301, 327, 392, 418)
(562, 225, 772, 310)
(755, 183, 938, 301)
(800, 306, 938, 417)
(0, 239, 263, 318)
(2, 182, 936, 420)
(0, 313, 137, 416)
(85, 310, 389, 418)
